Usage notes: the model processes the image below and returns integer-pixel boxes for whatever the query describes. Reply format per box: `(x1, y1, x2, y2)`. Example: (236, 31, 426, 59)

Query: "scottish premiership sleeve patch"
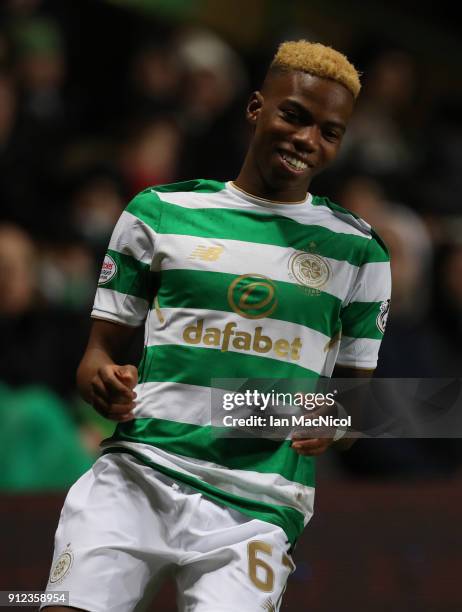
(98, 254, 117, 285)
(376, 299, 390, 333)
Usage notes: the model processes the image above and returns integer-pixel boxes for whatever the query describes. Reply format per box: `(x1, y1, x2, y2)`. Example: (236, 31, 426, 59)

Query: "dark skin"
(235, 69, 355, 202)
(45, 70, 369, 612)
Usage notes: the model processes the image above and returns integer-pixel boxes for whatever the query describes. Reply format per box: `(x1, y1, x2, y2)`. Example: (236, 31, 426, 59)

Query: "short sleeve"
(91, 190, 162, 327)
(337, 235, 391, 369)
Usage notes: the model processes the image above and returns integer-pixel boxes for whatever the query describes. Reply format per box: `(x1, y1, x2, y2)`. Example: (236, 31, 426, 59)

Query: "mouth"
(278, 150, 311, 174)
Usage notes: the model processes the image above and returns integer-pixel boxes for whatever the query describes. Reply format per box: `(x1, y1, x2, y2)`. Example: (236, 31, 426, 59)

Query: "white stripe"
(157, 233, 357, 303)
(311, 201, 373, 237)
(155, 187, 373, 239)
(101, 440, 315, 522)
(346, 261, 391, 303)
(155, 188, 242, 211)
(92, 288, 149, 326)
(146, 307, 332, 375)
(226, 182, 372, 239)
(134, 381, 315, 427)
(134, 381, 214, 424)
(109, 211, 159, 268)
(337, 336, 382, 369)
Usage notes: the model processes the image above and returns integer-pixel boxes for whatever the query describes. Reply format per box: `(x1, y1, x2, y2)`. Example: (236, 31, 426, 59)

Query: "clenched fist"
(90, 364, 138, 422)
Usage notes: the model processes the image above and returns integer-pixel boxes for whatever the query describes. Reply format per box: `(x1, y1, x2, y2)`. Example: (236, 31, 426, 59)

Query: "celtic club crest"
(289, 252, 330, 289)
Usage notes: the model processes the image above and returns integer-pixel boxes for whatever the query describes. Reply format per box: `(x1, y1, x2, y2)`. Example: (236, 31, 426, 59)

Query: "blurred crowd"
(0, 0, 461, 489)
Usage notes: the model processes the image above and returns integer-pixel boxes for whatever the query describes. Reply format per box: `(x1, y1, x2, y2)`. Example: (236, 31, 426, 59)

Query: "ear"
(246, 91, 264, 126)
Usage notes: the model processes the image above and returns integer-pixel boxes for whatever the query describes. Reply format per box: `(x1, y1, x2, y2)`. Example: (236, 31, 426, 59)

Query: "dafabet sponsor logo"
(182, 320, 302, 361)
(182, 273, 302, 361)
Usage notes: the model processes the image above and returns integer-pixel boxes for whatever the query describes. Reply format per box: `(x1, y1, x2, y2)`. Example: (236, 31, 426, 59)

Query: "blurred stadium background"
(0, 0, 461, 610)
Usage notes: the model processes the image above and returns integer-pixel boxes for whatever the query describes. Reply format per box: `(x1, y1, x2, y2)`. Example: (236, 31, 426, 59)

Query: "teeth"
(282, 154, 307, 170)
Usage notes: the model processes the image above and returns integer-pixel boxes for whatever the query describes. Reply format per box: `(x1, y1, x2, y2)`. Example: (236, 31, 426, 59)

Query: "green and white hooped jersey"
(93, 179, 391, 545)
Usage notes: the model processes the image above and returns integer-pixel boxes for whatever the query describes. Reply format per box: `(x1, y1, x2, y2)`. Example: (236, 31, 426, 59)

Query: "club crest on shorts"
(376, 299, 390, 333)
(288, 252, 330, 289)
(98, 254, 117, 285)
(49, 545, 73, 584)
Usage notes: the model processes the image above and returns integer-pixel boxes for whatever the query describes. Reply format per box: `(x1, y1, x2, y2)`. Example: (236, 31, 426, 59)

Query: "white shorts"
(43, 452, 295, 612)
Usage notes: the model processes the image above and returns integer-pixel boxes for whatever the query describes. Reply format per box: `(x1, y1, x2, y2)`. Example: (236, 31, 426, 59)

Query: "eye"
(281, 109, 299, 123)
(322, 130, 341, 143)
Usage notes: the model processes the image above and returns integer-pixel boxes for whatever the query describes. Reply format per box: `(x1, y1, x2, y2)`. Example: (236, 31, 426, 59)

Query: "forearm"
(76, 346, 115, 404)
(291, 366, 374, 456)
(76, 319, 140, 406)
(331, 364, 374, 451)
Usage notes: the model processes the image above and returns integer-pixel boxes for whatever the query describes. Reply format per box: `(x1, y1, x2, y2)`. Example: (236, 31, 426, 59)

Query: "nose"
(293, 125, 320, 152)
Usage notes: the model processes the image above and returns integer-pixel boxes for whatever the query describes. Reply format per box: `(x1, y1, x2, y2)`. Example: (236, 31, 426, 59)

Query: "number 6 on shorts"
(248, 541, 275, 591)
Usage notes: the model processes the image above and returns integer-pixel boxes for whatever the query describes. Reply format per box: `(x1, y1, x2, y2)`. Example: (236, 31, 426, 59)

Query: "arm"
(291, 365, 373, 456)
(329, 364, 373, 451)
(80, 190, 161, 420)
(292, 235, 391, 456)
(77, 319, 141, 422)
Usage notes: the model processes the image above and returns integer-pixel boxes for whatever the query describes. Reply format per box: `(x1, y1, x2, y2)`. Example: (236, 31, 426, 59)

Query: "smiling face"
(236, 69, 355, 202)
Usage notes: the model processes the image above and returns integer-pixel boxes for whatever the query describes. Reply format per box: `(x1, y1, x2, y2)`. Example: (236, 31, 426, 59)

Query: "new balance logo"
(188, 245, 224, 261)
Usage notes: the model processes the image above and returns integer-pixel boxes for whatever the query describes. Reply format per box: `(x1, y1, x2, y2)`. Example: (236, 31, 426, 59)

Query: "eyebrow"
(282, 98, 347, 132)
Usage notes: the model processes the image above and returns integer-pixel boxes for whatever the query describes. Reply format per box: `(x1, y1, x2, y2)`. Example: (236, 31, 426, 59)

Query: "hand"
(291, 436, 334, 456)
(289, 399, 337, 456)
(90, 364, 138, 422)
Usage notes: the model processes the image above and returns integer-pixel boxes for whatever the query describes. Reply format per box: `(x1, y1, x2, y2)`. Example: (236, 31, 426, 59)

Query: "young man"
(43, 41, 390, 612)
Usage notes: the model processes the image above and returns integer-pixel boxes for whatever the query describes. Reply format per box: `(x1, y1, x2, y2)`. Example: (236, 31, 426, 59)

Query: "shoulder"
(312, 195, 372, 236)
(125, 179, 227, 229)
(127, 178, 227, 219)
(151, 179, 227, 195)
(312, 195, 389, 264)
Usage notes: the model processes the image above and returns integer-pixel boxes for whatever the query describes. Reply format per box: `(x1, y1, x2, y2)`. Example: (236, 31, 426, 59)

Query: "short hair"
(269, 40, 361, 99)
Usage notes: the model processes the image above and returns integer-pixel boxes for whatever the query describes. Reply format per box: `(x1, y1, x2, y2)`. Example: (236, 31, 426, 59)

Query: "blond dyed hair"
(270, 40, 361, 99)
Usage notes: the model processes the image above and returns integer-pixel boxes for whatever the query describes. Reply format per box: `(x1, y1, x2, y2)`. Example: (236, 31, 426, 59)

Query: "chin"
(268, 169, 310, 190)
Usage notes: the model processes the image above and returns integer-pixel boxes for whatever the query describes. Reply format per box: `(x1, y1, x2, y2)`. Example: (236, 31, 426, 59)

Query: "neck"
(234, 153, 310, 204)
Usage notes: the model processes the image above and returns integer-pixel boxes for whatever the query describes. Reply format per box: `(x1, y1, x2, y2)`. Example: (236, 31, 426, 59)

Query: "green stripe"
(99, 249, 156, 301)
(111, 417, 315, 485)
(126, 190, 163, 234)
(124, 181, 226, 233)
(138, 345, 320, 386)
(102, 446, 305, 545)
(313, 196, 389, 263)
(370, 228, 389, 259)
(341, 302, 383, 339)
(153, 179, 226, 194)
(157, 269, 341, 338)
(364, 232, 389, 263)
(130, 197, 386, 266)
(159, 201, 385, 265)
(124, 184, 388, 265)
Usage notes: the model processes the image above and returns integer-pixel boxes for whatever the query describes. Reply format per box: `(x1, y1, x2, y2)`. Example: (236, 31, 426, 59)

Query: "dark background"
(0, 1, 461, 610)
